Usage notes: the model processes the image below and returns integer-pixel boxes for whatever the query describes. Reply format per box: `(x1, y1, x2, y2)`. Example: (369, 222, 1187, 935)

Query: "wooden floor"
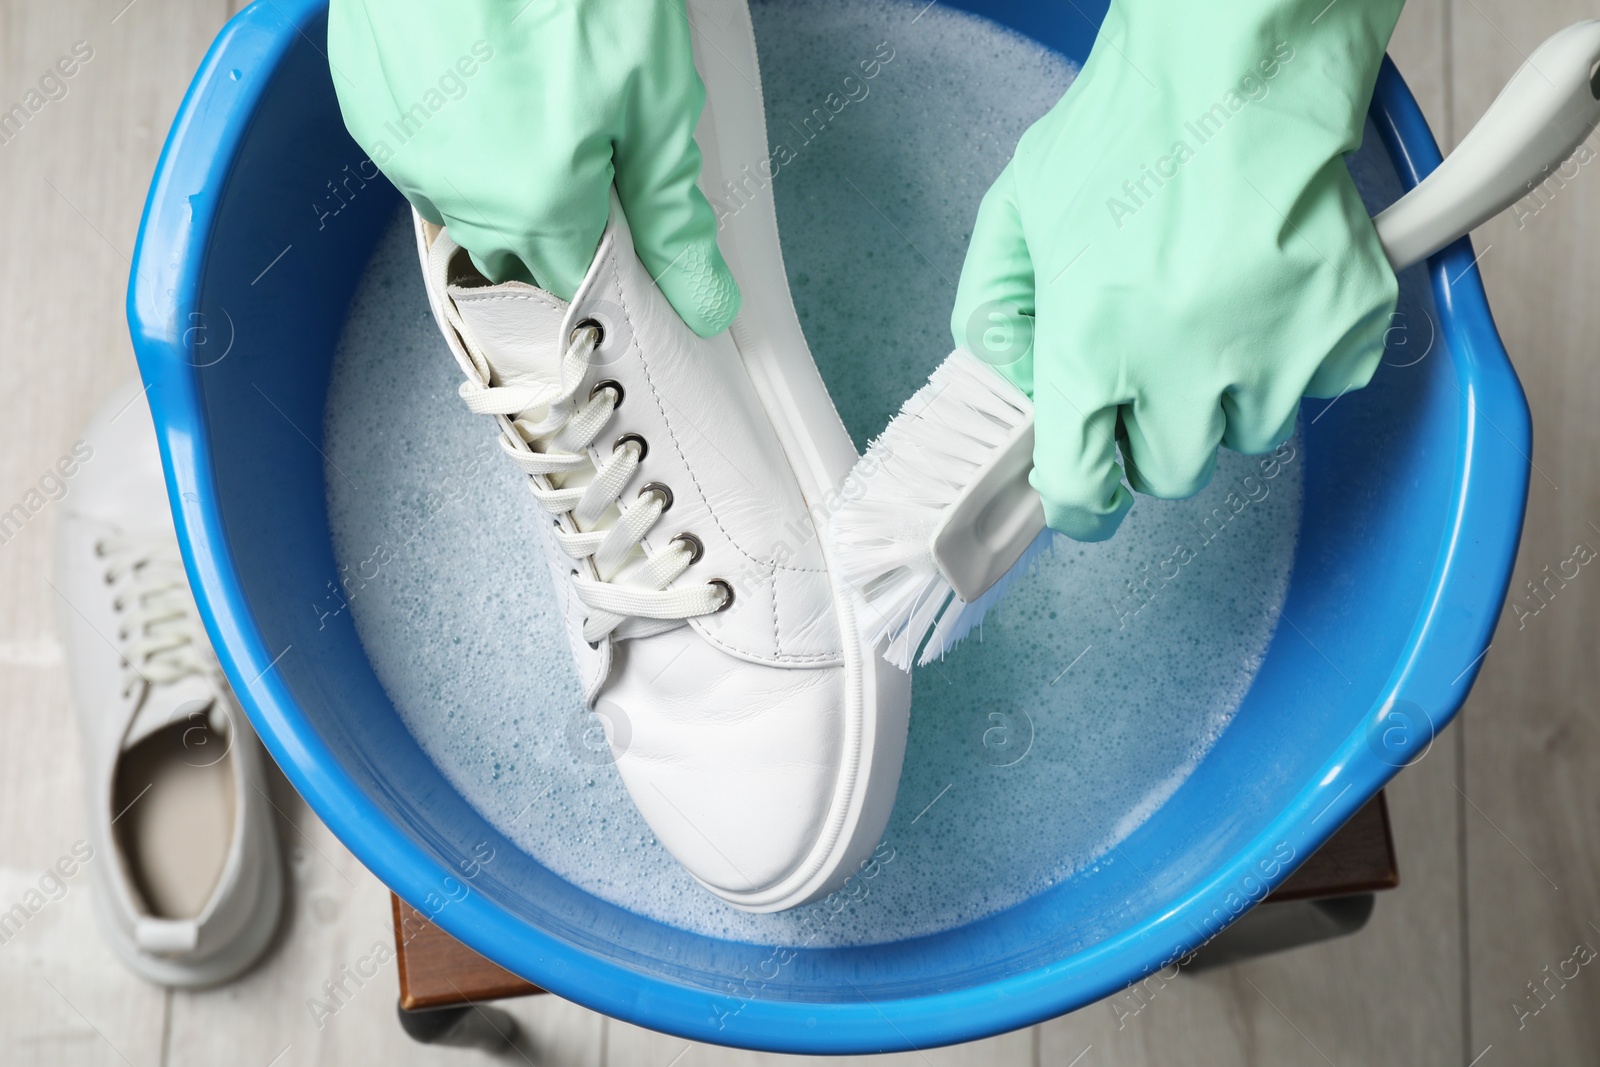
(3, 0, 1597, 1063)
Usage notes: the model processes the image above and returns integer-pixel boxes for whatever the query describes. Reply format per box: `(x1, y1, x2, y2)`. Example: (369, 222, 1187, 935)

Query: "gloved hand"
(951, 0, 1404, 541)
(328, 0, 739, 337)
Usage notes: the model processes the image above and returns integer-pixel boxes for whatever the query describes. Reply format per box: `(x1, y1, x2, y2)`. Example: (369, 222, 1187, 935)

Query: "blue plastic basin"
(127, 0, 1529, 1053)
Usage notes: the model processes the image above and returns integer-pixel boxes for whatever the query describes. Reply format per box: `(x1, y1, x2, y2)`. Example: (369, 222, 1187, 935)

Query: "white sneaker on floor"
(56, 380, 283, 986)
(415, 0, 911, 910)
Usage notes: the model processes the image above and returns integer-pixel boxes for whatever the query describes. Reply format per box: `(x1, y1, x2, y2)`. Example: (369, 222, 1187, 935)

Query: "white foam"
(325, 0, 1302, 946)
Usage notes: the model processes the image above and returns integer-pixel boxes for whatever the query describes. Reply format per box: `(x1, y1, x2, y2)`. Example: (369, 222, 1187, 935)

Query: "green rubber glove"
(327, 0, 739, 337)
(952, 0, 1404, 541)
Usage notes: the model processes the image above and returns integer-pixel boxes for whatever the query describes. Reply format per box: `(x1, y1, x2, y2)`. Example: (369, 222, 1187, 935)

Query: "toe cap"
(597, 629, 844, 902)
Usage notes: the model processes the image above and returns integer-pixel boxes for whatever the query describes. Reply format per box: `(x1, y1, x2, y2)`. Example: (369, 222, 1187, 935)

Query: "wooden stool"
(391, 793, 1397, 1041)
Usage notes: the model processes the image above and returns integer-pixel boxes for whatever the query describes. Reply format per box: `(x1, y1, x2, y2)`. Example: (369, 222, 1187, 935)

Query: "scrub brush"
(833, 20, 1600, 670)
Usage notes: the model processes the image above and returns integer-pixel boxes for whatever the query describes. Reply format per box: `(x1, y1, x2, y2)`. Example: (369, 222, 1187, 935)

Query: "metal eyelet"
(640, 482, 673, 512)
(614, 433, 648, 462)
(573, 317, 605, 347)
(708, 579, 734, 612)
(671, 532, 704, 565)
(589, 379, 623, 408)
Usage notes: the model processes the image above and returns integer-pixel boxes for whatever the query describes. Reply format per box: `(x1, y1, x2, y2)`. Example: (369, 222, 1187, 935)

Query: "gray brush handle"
(1375, 20, 1600, 271)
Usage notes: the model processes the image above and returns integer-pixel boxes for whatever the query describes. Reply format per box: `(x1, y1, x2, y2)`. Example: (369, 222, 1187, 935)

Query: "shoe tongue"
(124, 681, 216, 750)
(449, 281, 569, 388)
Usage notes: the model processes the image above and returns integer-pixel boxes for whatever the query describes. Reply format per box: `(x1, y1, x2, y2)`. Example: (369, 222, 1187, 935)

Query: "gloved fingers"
(1218, 359, 1308, 454)
(1118, 394, 1226, 500)
(613, 1, 740, 337)
(1030, 382, 1134, 542)
(1216, 295, 1390, 454)
(951, 162, 1036, 394)
(1303, 299, 1392, 399)
(328, 0, 615, 300)
(434, 153, 614, 300)
(1220, 391, 1300, 456)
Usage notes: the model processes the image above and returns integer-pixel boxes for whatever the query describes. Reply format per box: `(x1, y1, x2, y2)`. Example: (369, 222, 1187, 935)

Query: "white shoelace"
(457, 323, 728, 644)
(98, 534, 215, 699)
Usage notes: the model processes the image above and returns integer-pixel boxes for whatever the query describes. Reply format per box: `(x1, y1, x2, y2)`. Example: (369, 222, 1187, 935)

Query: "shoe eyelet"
(589, 379, 623, 409)
(671, 532, 703, 565)
(573, 317, 605, 347)
(708, 579, 734, 612)
(640, 482, 673, 512)
(614, 433, 648, 462)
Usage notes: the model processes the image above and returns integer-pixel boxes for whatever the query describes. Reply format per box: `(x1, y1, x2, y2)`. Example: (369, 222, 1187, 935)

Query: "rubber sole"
(681, 0, 913, 913)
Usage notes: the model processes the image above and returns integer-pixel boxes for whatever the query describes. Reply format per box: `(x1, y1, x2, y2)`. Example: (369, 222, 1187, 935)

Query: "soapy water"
(324, 0, 1334, 945)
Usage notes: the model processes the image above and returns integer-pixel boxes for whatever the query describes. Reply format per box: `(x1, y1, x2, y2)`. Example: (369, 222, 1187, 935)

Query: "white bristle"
(830, 348, 1043, 670)
(918, 525, 1055, 665)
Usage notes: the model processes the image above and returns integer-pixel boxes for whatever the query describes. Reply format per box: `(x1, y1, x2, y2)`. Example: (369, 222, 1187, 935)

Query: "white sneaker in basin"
(55, 380, 283, 986)
(412, 0, 910, 914)
(417, 196, 909, 911)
